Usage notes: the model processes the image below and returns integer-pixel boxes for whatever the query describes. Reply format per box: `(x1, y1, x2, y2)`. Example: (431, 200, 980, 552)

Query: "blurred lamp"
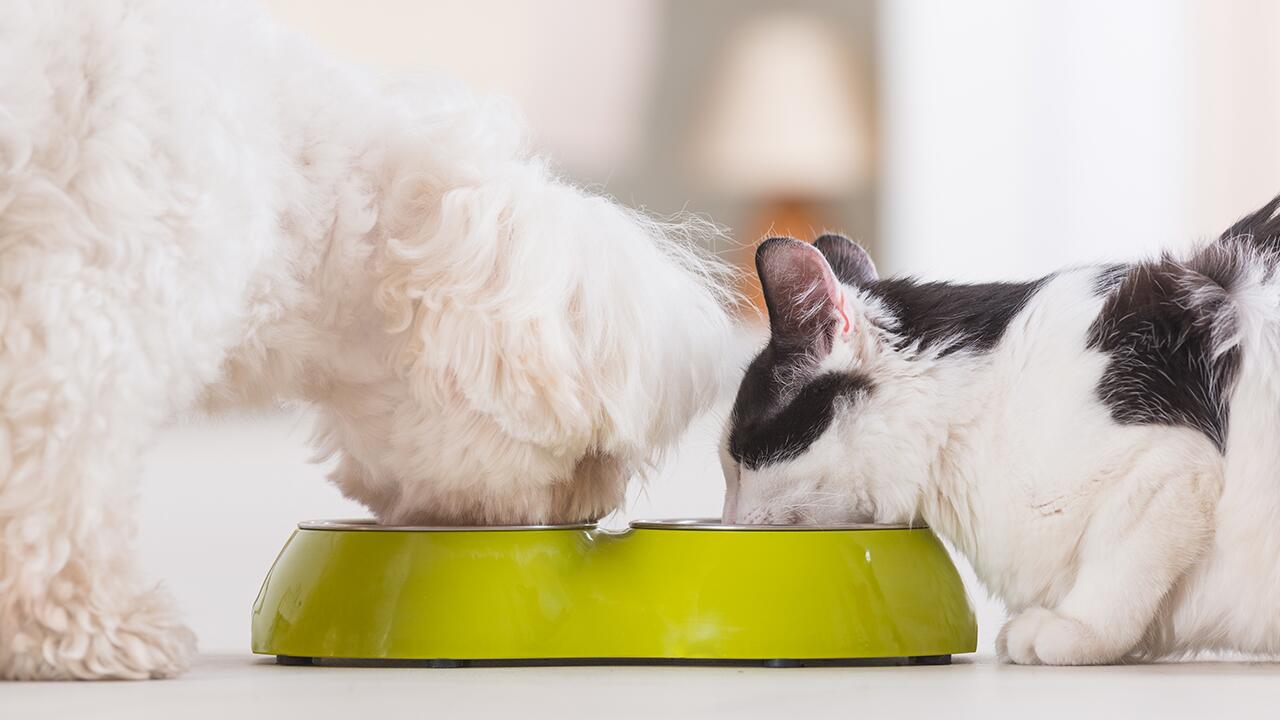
(694, 11, 869, 309)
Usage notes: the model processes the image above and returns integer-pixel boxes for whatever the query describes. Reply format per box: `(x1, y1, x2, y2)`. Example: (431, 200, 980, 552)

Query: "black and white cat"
(722, 196, 1280, 664)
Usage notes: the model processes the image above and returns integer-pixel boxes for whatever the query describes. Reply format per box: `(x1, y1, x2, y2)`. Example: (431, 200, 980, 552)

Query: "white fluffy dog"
(0, 0, 731, 679)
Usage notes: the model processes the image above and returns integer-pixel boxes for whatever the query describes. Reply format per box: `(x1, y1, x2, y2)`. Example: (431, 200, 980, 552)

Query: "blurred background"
(139, 0, 1280, 656)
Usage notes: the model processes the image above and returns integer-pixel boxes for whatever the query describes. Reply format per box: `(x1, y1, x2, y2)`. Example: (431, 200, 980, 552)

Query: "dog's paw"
(997, 607, 1108, 666)
(1, 588, 196, 680)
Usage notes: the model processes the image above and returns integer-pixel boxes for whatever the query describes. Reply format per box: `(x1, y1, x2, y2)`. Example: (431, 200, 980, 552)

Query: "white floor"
(10, 653, 1280, 720)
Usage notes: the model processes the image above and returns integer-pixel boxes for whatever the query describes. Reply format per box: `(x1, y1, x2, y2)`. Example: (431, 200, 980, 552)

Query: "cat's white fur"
(0, 0, 730, 679)
(725, 249, 1280, 664)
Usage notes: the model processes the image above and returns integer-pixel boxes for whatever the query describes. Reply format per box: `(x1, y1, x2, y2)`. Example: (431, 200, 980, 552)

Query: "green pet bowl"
(251, 518, 976, 667)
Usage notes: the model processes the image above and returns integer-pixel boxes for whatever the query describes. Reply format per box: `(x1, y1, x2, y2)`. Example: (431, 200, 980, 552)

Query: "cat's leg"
(0, 280, 197, 680)
(998, 442, 1219, 665)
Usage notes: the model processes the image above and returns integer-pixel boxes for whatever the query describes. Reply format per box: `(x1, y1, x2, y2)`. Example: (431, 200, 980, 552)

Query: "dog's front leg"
(0, 288, 197, 680)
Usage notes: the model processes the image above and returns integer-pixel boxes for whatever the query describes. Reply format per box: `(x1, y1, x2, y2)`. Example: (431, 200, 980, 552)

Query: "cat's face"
(722, 235, 902, 525)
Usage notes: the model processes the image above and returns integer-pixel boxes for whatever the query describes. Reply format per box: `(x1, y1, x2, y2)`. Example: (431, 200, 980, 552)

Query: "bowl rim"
(627, 517, 920, 531)
(297, 519, 598, 532)
(296, 517, 926, 532)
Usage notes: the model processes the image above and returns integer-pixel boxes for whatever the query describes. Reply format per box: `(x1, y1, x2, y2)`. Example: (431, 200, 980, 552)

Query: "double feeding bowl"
(251, 518, 976, 667)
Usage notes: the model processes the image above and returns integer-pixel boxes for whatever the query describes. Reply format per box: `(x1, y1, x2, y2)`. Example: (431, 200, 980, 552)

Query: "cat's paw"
(997, 607, 1107, 666)
(997, 607, 1054, 664)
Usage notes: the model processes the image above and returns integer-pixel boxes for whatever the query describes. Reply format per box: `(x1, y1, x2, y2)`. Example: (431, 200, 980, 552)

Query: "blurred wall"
(1189, 1, 1280, 236)
(261, 0, 879, 260)
(879, 0, 1280, 281)
(625, 0, 877, 257)
(266, 0, 1280, 278)
(261, 0, 661, 178)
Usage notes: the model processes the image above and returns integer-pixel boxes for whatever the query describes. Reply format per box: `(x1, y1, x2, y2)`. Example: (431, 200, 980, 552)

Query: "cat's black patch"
(1087, 244, 1244, 450)
(1219, 193, 1280, 253)
(1093, 263, 1129, 295)
(728, 343, 873, 469)
(863, 277, 1049, 355)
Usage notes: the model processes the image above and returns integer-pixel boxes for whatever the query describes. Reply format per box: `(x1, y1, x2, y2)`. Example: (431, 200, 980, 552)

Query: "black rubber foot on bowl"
(276, 655, 316, 666)
(907, 654, 951, 666)
(763, 659, 804, 668)
(424, 659, 465, 668)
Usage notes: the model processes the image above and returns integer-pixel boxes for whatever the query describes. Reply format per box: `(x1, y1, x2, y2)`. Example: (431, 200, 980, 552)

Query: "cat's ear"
(756, 237, 849, 352)
(815, 234, 877, 286)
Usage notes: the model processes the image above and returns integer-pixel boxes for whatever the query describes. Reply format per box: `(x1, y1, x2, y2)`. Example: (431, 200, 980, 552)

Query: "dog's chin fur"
(0, 0, 732, 679)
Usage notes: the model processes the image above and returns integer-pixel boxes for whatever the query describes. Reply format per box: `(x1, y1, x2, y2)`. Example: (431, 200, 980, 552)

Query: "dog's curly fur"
(0, 0, 731, 679)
